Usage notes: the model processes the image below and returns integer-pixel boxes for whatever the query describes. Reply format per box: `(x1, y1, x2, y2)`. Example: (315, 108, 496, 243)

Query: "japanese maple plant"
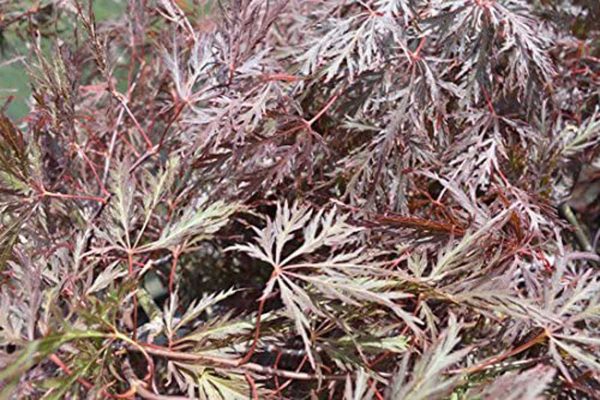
(1, 0, 600, 399)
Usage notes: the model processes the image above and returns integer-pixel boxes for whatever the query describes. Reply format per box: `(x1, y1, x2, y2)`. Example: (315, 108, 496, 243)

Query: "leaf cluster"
(1, 0, 600, 399)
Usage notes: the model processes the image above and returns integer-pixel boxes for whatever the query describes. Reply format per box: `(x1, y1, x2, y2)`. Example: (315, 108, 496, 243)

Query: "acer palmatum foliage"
(1, 0, 600, 398)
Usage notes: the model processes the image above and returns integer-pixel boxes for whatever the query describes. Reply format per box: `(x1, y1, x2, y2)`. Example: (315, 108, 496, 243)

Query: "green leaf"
(138, 200, 237, 252)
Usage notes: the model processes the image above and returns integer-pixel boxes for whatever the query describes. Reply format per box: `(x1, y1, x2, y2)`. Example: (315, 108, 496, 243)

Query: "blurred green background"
(0, 0, 125, 120)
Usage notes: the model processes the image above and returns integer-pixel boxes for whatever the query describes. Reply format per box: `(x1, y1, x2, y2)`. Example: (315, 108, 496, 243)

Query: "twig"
(245, 372, 259, 399)
(135, 343, 347, 381)
(560, 204, 593, 252)
(41, 190, 107, 204)
(449, 330, 548, 375)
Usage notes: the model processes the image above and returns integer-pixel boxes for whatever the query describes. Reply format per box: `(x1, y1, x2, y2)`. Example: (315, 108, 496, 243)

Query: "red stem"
(237, 291, 269, 365)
